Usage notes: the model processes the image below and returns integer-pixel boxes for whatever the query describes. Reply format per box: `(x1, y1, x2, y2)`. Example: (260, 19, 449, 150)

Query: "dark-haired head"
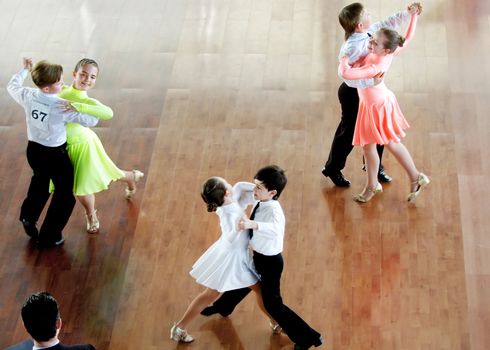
(201, 177, 227, 212)
(339, 3, 365, 40)
(21, 292, 60, 342)
(254, 165, 287, 200)
(30, 61, 63, 88)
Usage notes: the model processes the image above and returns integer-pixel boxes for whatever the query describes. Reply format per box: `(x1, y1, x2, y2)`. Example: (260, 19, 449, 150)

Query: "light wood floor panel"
(1, 0, 489, 349)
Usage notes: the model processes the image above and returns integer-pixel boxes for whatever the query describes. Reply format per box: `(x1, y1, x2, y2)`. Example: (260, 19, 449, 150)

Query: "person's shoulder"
(4, 339, 33, 350)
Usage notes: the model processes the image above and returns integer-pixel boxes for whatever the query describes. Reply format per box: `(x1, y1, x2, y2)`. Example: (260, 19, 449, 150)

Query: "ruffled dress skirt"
(190, 233, 259, 292)
(353, 83, 410, 146)
(50, 123, 124, 195)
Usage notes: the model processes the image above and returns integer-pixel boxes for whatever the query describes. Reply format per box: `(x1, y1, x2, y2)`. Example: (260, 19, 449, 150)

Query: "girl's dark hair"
(74, 58, 99, 73)
(379, 28, 406, 53)
(339, 3, 364, 40)
(201, 177, 227, 212)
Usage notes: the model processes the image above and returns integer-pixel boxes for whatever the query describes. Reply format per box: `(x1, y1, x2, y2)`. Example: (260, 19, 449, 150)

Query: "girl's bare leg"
(363, 143, 380, 191)
(385, 141, 419, 191)
(77, 194, 99, 233)
(176, 288, 222, 330)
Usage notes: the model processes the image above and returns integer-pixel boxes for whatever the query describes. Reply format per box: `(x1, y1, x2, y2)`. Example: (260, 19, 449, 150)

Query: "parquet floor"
(1, 1, 489, 349)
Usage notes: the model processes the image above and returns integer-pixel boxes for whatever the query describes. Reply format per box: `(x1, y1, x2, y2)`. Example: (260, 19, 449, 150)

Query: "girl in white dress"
(170, 176, 277, 342)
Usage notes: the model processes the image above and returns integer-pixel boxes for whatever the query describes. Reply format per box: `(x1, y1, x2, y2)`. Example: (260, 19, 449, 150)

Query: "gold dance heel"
(354, 183, 383, 203)
(86, 210, 100, 234)
(170, 323, 194, 343)
(270, 321, 282, 334)
(125, 170, 144, 200)
(407, 173, 430, 202)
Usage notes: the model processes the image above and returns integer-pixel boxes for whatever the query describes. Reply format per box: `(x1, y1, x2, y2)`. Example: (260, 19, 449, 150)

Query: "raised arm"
(233, 182, 255, 210)
(394, 14, 418, 55)
(369, 10, 409, 32)
(6, 69, 32, 106)
(338, 56, 380, 81)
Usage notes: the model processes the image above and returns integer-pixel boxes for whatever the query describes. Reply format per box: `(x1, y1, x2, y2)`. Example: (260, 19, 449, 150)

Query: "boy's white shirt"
(7, 69, 99, 147)
(231, 182, 285, 256)
(339, 10, 410, 89)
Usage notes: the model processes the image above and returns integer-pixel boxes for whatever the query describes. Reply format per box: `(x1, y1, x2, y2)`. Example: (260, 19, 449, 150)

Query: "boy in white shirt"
(7, 58, 99, 247)
(202, 165, 323, 350)
(321, 2, 421, 187)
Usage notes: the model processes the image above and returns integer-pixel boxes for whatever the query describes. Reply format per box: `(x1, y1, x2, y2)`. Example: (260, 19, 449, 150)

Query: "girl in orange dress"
(338, 9, 429, 203)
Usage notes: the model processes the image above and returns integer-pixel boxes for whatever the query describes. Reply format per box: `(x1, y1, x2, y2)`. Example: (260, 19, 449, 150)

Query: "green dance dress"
(50, 85, 124, 196)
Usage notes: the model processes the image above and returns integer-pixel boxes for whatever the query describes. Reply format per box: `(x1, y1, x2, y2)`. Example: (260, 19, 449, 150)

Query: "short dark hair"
(31, 61, 63, 88)
(21, 292, 60, 342)
(254, 165, 287, 200)
(339, 3, 364, 40)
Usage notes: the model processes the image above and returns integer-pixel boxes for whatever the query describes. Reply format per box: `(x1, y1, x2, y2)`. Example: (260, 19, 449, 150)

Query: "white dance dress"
(190, 182, 259, 292)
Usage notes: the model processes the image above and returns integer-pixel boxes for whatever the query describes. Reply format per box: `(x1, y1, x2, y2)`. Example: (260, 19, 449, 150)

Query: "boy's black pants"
(20, 141, 76, 244)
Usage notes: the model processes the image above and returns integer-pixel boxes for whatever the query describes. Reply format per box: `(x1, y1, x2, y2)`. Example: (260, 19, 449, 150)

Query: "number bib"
(30, 100, 50, 131)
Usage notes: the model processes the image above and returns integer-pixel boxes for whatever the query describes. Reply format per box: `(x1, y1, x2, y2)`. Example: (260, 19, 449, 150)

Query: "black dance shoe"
(37, 236, 65, 248)
(321, 168, 351, 187)
(377, 168, 393, 183)
(21, 219, 38, 239)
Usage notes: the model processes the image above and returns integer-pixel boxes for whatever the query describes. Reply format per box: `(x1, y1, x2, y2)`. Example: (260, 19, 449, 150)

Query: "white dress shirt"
(339, 10, 409, 89)
(7, 69, 99, 147)
(250, 199, 285, 256)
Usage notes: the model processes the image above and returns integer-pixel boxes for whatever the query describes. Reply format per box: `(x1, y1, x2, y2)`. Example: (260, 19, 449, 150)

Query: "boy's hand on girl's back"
(373, 71, 385, 85)
(56, 100, 76, 113)
(23, 57, 33, 71)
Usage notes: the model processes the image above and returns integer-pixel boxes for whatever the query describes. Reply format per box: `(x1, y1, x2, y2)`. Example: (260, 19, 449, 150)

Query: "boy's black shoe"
(21, 219, 38, 239)
(321, 168, 351, 187)
(377, 168, 392, 183)
(294, 335, 323, 349)
(200, 305, 229, 317)
(37, 237, 65, 248)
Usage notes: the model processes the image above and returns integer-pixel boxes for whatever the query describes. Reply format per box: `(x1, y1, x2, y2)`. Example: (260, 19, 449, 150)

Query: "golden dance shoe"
(170, 323, 194, 343)
(270, 321, 282, 334)
(407, 173, 430, 202)
(125, 170, 144, 200)
(86, 210, 99, 234)
(353, 183, 383, 203)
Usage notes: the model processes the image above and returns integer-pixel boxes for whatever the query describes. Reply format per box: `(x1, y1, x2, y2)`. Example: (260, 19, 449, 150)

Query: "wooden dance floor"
(1, 0, 489, 349)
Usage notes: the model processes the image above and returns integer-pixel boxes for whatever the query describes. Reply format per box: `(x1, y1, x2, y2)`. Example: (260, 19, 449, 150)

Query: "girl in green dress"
(53, 58, 144, 233)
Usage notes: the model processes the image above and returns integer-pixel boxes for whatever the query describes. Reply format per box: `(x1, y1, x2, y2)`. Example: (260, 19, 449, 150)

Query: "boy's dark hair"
(379, 28, 406, 53)
(21, 292, 60, 342)
(201, 177, 227, 212)
(30, 61, 63, 88)
(74, 58, 99, 73)
(254, 165, 287, 200)
(339, 2, 364, 40)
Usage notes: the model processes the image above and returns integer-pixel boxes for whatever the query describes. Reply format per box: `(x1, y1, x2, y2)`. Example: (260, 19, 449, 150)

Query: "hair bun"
(207, 202, 218, 212)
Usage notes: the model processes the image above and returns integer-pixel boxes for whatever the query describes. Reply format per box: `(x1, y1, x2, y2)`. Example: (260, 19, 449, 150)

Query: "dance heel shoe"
(86, 210, 100, 234)
(125, 170, 144, 200)
(270, 321, 282, 334)
(353, 183, 383, 203)
(407, 173, 430, 202)
(170, 323, 194, 343)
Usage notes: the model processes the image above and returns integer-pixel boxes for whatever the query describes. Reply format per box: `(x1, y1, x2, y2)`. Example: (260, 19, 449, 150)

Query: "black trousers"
(211, 252, 322, 347)
(20, 141, 76, 243)
(324, 82, 384, 173)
